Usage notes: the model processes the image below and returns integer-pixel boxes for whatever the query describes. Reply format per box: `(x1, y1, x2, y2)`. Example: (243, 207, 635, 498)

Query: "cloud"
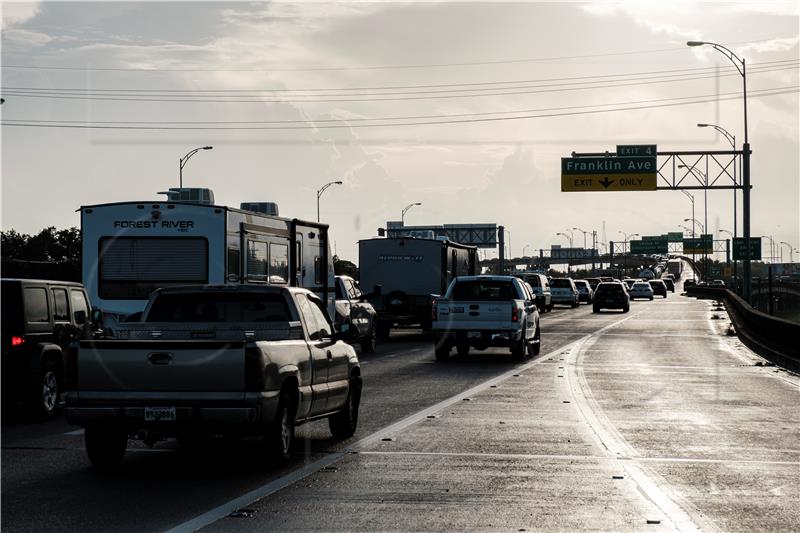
(1, 1, 40, 29)
(1, 27, 52, 46)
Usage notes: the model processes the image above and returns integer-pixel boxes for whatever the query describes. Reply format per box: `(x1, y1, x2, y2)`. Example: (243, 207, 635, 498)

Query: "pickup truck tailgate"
(78, 340, 246, 394)
(436, 301, 514, 330)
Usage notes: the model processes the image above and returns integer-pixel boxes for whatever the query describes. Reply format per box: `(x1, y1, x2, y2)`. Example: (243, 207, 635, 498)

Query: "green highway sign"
(642, 235, 668, 241)
(667, 232, 684, 242)
(561, 156, 658, 192)
(630, 238, 668, 254)
(733, 237, 762, 260)
(616, 144, 657, 157)
(683, 234, 713, 254)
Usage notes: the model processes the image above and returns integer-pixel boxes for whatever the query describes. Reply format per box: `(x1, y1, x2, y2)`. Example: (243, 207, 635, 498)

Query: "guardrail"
(686, 286, 800, 372)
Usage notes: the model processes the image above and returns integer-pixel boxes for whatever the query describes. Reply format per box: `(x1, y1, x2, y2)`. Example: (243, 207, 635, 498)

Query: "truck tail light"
(511, 306, 519, 323)
(64, 343, 78, 391)
(11, 336, 24, 346)
(431, 298, 438, 321)
(244, 345, 267, 391)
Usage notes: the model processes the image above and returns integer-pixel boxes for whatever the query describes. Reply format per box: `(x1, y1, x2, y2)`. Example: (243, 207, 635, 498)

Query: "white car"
(549, 277, 579, 308)
(629, 281, 654, 300)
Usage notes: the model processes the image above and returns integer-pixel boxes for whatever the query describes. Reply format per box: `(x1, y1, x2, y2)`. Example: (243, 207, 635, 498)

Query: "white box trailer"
(358, 237, 478, 337)
(81, 196, 334, 326)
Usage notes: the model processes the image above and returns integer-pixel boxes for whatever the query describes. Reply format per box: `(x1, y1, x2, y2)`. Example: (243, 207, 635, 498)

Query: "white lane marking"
(564, 334, 711, 533)
(64, 429, 85, 436)
(167, 312, 637, 533)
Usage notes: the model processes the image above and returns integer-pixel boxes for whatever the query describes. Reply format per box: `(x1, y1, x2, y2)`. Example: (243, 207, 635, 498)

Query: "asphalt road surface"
(3, 286, 798, 532)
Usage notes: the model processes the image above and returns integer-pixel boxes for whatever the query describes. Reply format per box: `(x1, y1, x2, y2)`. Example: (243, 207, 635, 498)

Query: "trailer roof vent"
(240, 202, 279, 216)
(158, 188, 215, 205)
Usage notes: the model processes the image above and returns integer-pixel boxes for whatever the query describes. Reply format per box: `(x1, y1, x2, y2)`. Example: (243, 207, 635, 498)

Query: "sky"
(2, 0, 799, 264)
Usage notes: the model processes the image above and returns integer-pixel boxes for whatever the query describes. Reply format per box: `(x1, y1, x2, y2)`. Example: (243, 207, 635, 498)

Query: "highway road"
(2, 282, 799, 532)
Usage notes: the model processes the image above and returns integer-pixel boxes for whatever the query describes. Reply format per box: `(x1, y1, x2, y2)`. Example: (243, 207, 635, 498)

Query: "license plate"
(144, 406, 176, 422)
(467, 331, 481, 339)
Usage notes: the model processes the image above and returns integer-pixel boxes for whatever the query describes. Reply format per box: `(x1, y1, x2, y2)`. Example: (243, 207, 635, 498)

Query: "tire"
(571, 302, 579, 308)
(456, 344, 469, 357)
(31, 359, 60, 420)
(649, 296, 653, 301)
(623, 305, 630, 313)
(266, 389, 296, 462)
(435, 344, 450, 362)
(329, 377, 361, 439)
(85, 425, 127, 470)
(547, 304, 553, 312)
(376, 321, 391, 340)
(360, 325, 377, 354)
(529, 326, 541, 356)
(511, 340, 525, 361)
(592, 305, 599, 313)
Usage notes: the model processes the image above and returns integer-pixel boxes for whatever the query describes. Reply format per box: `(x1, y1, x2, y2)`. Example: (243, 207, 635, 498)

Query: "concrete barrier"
(686, 286, 800, 372)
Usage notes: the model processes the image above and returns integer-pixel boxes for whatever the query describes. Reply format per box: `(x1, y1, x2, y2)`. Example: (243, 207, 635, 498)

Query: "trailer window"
(270, 243, 289, 284)
(99, 238, 208, 299)
(246, 241, 268, 281)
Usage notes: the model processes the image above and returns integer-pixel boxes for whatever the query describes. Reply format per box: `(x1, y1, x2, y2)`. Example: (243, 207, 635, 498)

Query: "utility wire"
(2, 64, 796, 103)
(0, 37, 787, 72)
(2, 87, 796, 130)
(3, 86, 795, 125)
(4, 58, 796, 94)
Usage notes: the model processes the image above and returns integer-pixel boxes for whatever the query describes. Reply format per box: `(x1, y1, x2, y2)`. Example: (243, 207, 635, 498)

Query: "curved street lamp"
(556, 232, 572, 248)
(401, 202, 422, 224)
(779, 241, 792, 264)
(684, 218, 705, 234)
(317, 180, 343, 222)
(179, 146, 213, 188)
(688, 39, 752, 300)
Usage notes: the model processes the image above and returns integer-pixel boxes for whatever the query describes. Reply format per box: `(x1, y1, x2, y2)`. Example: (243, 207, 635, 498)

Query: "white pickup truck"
(431, 276, 541, 361)
(64, 285, 362, 469)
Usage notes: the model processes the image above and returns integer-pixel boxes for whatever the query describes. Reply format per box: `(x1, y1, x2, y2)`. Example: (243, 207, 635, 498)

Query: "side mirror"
(90, 308, 103, 326)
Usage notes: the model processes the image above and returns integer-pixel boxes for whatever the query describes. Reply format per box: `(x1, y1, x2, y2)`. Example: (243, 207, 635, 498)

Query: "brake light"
(511, 306, 519, 322)
(244, 345, 267, 391)
(431, 298, 438, 321)
(11, 336, 24, 346)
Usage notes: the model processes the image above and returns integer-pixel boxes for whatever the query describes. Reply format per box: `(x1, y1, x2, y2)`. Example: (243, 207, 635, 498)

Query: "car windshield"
(147, 292, 291, 322)
(550, 279, 572, 288)
(450, 280, 519, 301)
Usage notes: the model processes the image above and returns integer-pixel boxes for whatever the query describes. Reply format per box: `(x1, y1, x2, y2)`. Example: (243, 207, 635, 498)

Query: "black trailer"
(358, 237, 478, 337)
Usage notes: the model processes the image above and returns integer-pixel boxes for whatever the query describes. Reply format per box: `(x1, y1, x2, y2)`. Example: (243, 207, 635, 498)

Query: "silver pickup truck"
(64, 285, 361, 469)
(432, 275, 541, 361)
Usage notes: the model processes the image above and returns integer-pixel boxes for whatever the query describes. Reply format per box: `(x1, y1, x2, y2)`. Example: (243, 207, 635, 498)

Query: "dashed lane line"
(166, 312, 637, 533)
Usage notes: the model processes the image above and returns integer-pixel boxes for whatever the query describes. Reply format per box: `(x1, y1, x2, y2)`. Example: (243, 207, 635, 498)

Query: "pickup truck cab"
(65, 285, 362, 469)
(432, 276, 540, 361)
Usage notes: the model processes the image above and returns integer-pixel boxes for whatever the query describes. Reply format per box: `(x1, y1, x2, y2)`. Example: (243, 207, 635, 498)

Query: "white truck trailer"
(81, 188, 335, 326)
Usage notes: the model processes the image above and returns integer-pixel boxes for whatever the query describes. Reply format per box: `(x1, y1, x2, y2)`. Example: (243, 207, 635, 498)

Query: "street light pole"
(780, 241, 792, 264)
(401, 202, 422, 225)
(316, 180, 343, 222)
(688, 40, 751, 302)
(556, 232, 571, 273)
(179, 146, 213, 189)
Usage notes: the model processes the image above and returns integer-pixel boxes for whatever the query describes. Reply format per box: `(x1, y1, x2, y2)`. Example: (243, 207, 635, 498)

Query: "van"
(1, 279, 99, 419)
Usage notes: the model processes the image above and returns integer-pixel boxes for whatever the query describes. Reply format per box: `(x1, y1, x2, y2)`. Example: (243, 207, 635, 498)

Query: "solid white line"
(165, 312, 636, 533)
(64, 429, 85, 436)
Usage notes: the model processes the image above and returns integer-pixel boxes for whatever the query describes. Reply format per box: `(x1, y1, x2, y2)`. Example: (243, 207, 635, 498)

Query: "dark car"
(585, 277, 602, 291)
(684, 278, 696, 289)
(662, 278, 675, 292)
(649, 279, 668, 298)
(334, 275, 380, 353)
(592, 282, 630, 313)
(1, 279, 99, 419)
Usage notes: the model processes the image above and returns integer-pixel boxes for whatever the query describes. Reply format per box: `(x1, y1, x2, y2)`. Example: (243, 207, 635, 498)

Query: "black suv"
(649, 279, 668, 298)
(592, 282, 630, 313)
(2, 279, 98, 419)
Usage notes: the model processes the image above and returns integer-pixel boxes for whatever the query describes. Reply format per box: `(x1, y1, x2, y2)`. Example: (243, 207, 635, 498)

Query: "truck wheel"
(435, 345, 450, 362)
(511, 341, 525, 361)
(266, 389, 296, 462)
(547, 304, 554, 312)
(85, 425, 127, 470)
(623, 305, 630, 313)
(360, 326, 377, 354)
(592, 305, 599, 313)
(456, 344, 469, 357)
(376, 321, 391, 340)
(529, 327, 541, 356)
(329, 377, 361, 439)
(31, 360, 60, 420)
(571, 301, 579, 308)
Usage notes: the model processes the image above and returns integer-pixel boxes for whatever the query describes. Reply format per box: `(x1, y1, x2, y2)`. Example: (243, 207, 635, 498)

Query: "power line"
(2, 64, 796, 104)
(0, 37, 788, 72)
(2, 87, 796, 130)
(3, 86, 795, 125)
(4, 59, 796, 94)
